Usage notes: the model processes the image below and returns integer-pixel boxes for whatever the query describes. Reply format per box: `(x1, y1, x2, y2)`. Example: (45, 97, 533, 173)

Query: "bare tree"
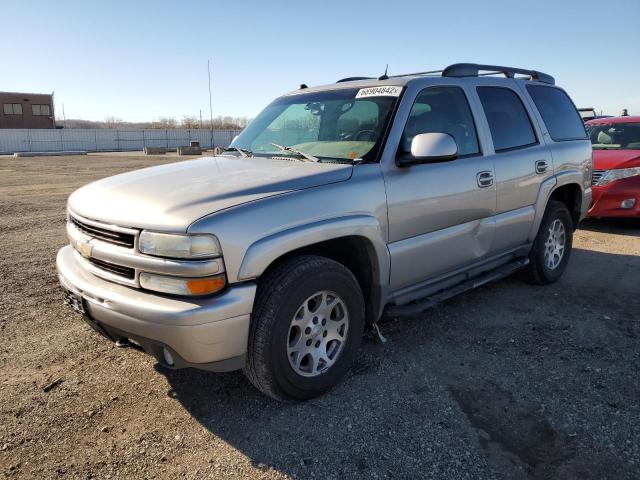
(152, 117, 177, 129)
(104, 116, 122, 129)
(181, 116, 200, 129)
(55, 115, 250, 130)
(210, 115, 250, 129)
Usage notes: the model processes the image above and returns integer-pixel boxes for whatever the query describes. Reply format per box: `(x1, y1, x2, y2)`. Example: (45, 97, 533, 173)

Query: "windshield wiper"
(270, 143, 319, 163)
(222, 147, 252, 158)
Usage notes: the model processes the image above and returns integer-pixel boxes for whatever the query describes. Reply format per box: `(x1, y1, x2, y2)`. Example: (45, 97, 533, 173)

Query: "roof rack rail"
(388, 69, 443, 79)
(336, 76, 373, 83)
(442, 63, 555, 85)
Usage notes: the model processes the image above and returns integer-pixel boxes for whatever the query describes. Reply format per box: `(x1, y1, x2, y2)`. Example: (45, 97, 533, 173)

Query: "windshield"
(579, 109, 596, 120)
(228, 87, 401, 162)
(588, 122, 640, 150)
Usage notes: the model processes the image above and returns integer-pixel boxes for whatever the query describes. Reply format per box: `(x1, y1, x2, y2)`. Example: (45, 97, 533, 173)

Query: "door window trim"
(396, 85, 483, 162)
(476, 86, 540, 154)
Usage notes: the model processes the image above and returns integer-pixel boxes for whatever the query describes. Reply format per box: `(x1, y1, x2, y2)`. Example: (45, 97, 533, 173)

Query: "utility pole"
(199, 109, 203, 129)
(207, 59, 214, 149)
(51, 91, 57, 128)
(62, 103, 67, 128)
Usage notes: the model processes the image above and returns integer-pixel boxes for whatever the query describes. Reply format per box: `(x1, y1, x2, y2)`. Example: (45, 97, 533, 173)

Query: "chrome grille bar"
(87, 257, 135, 280)
(70, 216, 135, 248)
(592, 169, 605, 186)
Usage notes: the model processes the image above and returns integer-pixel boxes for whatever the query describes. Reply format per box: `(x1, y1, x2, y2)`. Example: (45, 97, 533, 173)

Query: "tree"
(181, 116, 200, 129)
(104, 116, 122, 129)
(152, 117, 177, 129)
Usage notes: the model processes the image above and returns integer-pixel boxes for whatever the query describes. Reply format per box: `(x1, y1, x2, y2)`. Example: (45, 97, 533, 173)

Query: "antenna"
(207, 59, 214, 150)
(378, 64, 389, 80)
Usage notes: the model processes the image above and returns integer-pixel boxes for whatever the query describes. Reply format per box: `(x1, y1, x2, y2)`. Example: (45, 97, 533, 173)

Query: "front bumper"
(56, 245, 256, 371)
(588, 176, 640, 218)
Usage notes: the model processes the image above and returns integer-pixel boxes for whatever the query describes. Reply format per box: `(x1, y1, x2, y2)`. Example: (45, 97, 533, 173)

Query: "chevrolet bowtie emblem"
(76, 237, 94, 258)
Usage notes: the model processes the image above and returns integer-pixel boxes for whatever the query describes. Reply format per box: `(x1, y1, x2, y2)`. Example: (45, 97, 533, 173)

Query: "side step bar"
(385, 257, 529, 318)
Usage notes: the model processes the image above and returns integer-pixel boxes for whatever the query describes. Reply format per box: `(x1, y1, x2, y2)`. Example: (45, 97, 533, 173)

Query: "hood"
(592, 149, 640, 170)
(68, 156, 353, 231)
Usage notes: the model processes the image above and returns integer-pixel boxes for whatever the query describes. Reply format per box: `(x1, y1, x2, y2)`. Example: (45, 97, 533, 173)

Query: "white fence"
(0, 128, 242, 154)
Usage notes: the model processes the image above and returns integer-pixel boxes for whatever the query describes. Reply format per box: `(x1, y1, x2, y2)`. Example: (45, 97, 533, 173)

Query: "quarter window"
(3, 103, 23, 115)
(526, 85, 586, 141)
(477, 87, 537, 152)
(402, 86, 480, 156)
(32, 104, 51, 116)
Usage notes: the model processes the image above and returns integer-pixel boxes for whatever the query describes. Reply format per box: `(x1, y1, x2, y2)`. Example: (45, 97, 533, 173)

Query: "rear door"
(472, 80, 554, 253)
(523, 83, 591, 194)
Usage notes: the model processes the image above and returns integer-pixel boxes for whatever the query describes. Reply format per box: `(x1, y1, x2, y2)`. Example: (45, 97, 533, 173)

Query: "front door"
(383, 84, 497, 294)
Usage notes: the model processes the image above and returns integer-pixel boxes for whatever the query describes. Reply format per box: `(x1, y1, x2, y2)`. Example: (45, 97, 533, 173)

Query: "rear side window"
(527, 85, 586, 141)
(477, 87, 537, 152)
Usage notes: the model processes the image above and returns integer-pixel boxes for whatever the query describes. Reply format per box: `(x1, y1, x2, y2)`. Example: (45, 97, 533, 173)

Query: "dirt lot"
(1, 154, 639, 479)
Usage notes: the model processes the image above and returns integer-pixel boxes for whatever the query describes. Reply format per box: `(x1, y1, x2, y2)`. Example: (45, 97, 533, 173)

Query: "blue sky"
(1, 0, 638, 121)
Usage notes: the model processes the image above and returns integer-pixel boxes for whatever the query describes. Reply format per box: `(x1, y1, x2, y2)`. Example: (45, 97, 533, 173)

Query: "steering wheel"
(354, 129, 377, 141)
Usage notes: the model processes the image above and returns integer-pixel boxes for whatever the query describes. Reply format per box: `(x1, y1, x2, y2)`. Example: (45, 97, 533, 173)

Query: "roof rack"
(336, 76, 373, 83)
(389, 69, 443, 79)
(334, 63, 555, 85)
(442, 63, 555, 85)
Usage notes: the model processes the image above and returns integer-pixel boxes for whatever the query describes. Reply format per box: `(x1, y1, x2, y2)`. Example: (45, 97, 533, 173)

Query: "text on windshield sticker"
(356, 86, 403, 98)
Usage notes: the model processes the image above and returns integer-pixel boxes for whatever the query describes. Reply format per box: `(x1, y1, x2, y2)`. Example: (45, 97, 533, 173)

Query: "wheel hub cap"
(544, 219, 566, 270)
(286, 290, 349, 377)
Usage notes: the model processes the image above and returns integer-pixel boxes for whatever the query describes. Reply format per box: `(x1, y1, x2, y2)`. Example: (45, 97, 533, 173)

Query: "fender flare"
(237, 214, 390, 285)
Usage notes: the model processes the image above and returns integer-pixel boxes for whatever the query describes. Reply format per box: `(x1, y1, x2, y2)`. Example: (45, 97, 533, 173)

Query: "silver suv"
(57, 63, 592, 400)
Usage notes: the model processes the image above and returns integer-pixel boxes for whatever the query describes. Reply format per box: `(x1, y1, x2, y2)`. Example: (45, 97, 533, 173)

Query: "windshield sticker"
(356, 86, 403, 98)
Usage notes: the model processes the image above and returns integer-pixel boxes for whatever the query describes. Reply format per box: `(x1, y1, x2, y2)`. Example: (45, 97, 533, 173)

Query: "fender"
(237, 214, 390, 285)
(528, 170, 585, 241)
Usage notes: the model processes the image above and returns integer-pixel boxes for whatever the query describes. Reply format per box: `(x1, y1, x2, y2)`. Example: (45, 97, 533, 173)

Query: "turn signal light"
(185, 276, 226, 295)
(139, 272, 226, 296)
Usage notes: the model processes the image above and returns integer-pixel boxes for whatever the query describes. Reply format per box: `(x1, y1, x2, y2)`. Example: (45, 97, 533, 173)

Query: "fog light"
(620, 198, 636, 209)
(163, 347, 175, 366)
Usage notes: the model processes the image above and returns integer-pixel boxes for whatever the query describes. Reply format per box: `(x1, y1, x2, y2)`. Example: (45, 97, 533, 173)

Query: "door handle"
(535, 160, 549, 174)
(476, 171, 494, 188)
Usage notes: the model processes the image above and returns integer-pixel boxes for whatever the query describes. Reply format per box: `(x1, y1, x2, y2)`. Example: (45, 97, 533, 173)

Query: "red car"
(586, 116, 640, 217)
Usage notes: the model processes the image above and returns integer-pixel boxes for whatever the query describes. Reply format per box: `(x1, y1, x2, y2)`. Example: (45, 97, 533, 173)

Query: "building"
(0, 92, 55, 129)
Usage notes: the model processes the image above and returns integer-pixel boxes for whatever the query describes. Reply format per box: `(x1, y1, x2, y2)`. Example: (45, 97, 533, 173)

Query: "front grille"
(87, 257, 135, 280)
(592, 169, 606, 185)
(70, 216, 135, 248)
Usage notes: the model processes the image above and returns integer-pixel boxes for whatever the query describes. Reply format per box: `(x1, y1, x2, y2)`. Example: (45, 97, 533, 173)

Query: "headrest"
(597, 131, 612, 144)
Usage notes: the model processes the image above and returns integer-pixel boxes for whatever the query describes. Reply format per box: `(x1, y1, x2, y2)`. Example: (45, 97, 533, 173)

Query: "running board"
(384, 257, 529, 318)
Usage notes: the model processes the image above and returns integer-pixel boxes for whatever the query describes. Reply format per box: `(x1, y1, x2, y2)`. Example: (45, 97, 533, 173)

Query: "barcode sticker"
(356, 86, 403, 98)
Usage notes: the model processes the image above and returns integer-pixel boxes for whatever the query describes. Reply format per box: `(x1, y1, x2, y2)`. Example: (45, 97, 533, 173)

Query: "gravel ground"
(0, 154, 638, 479)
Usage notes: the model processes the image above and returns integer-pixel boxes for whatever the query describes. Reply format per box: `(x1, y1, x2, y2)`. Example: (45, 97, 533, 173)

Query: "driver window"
(402, 86, 480, 157)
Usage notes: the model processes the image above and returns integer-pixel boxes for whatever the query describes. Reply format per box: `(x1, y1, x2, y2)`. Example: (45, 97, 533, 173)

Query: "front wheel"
(524, 200, 573, 284)
(244, 255, 365, 401)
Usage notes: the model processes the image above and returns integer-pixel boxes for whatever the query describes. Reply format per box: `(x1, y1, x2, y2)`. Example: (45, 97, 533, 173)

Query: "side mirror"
(398, 132, 458, 167)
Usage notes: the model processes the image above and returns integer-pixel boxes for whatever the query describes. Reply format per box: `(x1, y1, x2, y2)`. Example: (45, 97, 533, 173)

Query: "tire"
(243, 255, 365, 401)
(524, 200, 573, 285)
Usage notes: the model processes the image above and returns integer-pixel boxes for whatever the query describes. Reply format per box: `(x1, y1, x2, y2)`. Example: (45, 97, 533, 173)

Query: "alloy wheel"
(286, 290, 349, 377)
(544, 218, 566, 270)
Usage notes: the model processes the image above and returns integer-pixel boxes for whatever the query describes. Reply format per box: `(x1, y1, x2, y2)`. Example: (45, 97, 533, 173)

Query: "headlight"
(139, 232, 221, 259)
(140, 272, 226, 296)
(597, 167, 640, 186)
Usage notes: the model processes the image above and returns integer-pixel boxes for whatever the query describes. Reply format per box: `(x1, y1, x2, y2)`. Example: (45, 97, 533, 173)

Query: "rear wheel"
(524, 200, 573, 284)
(244, 255, 365, 401)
